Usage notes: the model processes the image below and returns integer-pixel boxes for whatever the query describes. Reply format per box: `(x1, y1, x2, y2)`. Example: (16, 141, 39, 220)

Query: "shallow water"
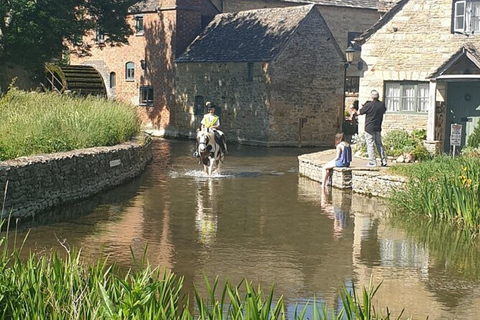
(5, 139, 480, 319)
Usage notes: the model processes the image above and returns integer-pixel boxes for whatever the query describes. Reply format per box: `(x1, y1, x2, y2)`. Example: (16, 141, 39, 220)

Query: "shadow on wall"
(142, 12, 176, 130)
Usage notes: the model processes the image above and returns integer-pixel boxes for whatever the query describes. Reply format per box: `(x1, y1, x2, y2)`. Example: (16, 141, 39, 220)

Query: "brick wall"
(70, 0, 218, 135)
(70, 11, 176, 133)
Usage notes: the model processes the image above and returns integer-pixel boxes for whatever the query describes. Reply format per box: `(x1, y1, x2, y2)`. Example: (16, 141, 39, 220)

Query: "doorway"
(445, 82, 480, 153)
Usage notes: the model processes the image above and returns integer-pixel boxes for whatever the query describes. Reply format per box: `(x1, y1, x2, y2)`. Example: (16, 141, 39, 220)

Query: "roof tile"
(177, 5, 316, 63)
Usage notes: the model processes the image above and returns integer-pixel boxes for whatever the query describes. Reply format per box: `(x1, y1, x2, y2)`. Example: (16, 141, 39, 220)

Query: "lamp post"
(343, 45, 363, 131)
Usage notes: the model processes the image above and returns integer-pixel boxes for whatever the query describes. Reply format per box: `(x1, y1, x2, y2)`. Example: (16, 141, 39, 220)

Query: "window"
(347, 32, 362, 51)
(453, 0, 480, 33)
(96, 27, 105, 44)
(194, 96, 204, 115)
(109, 72, 116, 89)
(345, 76, 360, 93)
(247, 62, 254, 82)
(139, 86, 154, 106)
(135, 16, 144, 35)
(385, 82, 429, 113)
(125, 62, 134, 81)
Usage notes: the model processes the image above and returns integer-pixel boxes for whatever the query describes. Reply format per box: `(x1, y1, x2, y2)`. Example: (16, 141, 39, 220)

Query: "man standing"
(358, 90, 387, 167)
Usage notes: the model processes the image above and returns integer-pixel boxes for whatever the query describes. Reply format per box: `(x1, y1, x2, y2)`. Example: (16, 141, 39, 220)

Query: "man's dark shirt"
(359, 100, 386, 134)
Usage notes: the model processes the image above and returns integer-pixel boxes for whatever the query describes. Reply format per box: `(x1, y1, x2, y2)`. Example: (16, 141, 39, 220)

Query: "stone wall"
(351, 170, 407, 197)
(174, 62, 271, 144)
(358, 0, 480, 136)
(174, 9, 344, 147)
(224, 1, 381, 81)
(298, 150, 407, 197)
(266, 9, 344, 146)
(0, 141, 152, 220)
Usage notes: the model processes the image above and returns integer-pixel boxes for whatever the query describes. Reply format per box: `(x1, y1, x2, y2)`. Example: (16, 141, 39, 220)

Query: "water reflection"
(195, 178, 219, 247)
(4, 140, 480, 319)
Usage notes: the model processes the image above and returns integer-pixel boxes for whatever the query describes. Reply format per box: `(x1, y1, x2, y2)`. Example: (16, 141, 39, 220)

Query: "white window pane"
(472, 3, 480, 32)
(417, 84, 429, 113)
(385, 83, 400, 112)
(454, 1, 466, 32)
(402, 85, 415, 111)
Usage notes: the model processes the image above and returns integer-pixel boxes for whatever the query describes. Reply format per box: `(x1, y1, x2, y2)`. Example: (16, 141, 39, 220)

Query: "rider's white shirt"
(201, 114, 220, 128)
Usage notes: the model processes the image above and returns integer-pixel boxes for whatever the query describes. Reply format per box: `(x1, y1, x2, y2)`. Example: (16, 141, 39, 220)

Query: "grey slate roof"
(176, 5, 317, 63)
(429, 44, 480, 79)
(284, 0, 378, 10)
(129, 0, 158, 13)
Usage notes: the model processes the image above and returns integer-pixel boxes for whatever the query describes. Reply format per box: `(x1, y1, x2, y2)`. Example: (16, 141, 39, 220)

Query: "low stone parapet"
(0, 140, 153, 220)
(298, 150, 408, 197)
(351, 170, 407, 197)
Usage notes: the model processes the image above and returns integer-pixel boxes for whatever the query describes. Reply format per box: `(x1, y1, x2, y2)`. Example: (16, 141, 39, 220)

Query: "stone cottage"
(356, 0, 480, 153)
(174, 5, 344, 147)
(68, 0, 393, 144)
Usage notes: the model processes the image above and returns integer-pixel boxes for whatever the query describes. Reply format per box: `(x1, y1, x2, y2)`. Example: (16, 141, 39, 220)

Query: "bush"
(467, 121, 480, 148)
(0, 89, 141, 161)
(383, 130, 416, 157)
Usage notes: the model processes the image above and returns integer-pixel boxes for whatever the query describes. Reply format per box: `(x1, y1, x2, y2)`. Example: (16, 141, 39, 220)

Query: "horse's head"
(197, 128, 214, 154)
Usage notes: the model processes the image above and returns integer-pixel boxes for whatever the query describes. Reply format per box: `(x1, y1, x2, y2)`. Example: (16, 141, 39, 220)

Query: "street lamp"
(345, 45, 356, 65)
(343, 45, 363, 129)
(344, 45, 363, 70)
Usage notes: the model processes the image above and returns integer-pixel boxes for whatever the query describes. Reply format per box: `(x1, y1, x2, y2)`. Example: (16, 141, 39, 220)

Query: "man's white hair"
(371, 90, 379, 99)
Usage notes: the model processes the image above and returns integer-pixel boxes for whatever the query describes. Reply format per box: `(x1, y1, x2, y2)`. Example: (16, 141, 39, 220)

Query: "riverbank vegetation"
(351, 129, 430, 161)
(0, 89, 140, 161)
(0, 223, 399, 319)
(390, 156, 480, 236)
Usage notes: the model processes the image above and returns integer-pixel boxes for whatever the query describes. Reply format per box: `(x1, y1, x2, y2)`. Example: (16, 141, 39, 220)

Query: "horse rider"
(200, 101, 227, 154)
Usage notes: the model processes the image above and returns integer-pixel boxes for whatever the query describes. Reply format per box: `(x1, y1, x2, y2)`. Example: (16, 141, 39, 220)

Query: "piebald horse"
(196, 128, 225, 175)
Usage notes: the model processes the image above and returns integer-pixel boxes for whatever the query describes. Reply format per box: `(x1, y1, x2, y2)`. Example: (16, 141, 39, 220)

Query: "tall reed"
(0, 88, 140, 161)
(390, 156, 480, 235)
(0, 224, 401, 319)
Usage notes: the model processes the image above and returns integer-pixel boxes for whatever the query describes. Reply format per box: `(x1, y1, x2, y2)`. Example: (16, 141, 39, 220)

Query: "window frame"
(135, 15, 144, 35)
(384, 81, 429, 114)
(125, 62, 135, 81)
(96, 27, 105, 45)
(139, 86, 154, 106)
(109, 72, 116, 89)
(247, 62, 254, 82)
(345, 76, 360, 93)
(453, 0, 480, 33)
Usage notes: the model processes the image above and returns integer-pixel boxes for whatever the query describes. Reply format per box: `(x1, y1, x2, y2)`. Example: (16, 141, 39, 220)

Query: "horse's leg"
(216, 158, 222, 174)
(208, 157, 214, 175)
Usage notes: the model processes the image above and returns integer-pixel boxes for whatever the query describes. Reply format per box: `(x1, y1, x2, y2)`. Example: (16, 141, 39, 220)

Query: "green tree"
(0, 0, 136, 72)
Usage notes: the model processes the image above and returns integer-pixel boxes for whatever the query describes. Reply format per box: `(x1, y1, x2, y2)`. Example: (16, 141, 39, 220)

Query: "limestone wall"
(0, 141, 152, 220)
(358, 0, 480, 132)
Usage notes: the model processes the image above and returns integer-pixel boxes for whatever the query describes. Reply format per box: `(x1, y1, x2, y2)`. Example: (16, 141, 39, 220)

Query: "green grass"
(0, 220, 402, 319)
(0, 88, 141, 161)
(389, 156, 480, 235)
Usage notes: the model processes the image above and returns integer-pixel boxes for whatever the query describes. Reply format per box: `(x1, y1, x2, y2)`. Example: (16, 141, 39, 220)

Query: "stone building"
(174, 5, 344, 146)
(356, 0, 480, 153)
(69, 0, 392, 145)
(70, 0, 220, 134)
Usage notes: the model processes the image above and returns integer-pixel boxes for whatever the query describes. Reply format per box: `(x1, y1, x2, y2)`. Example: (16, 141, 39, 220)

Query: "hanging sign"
(450, 124, 462, 147)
